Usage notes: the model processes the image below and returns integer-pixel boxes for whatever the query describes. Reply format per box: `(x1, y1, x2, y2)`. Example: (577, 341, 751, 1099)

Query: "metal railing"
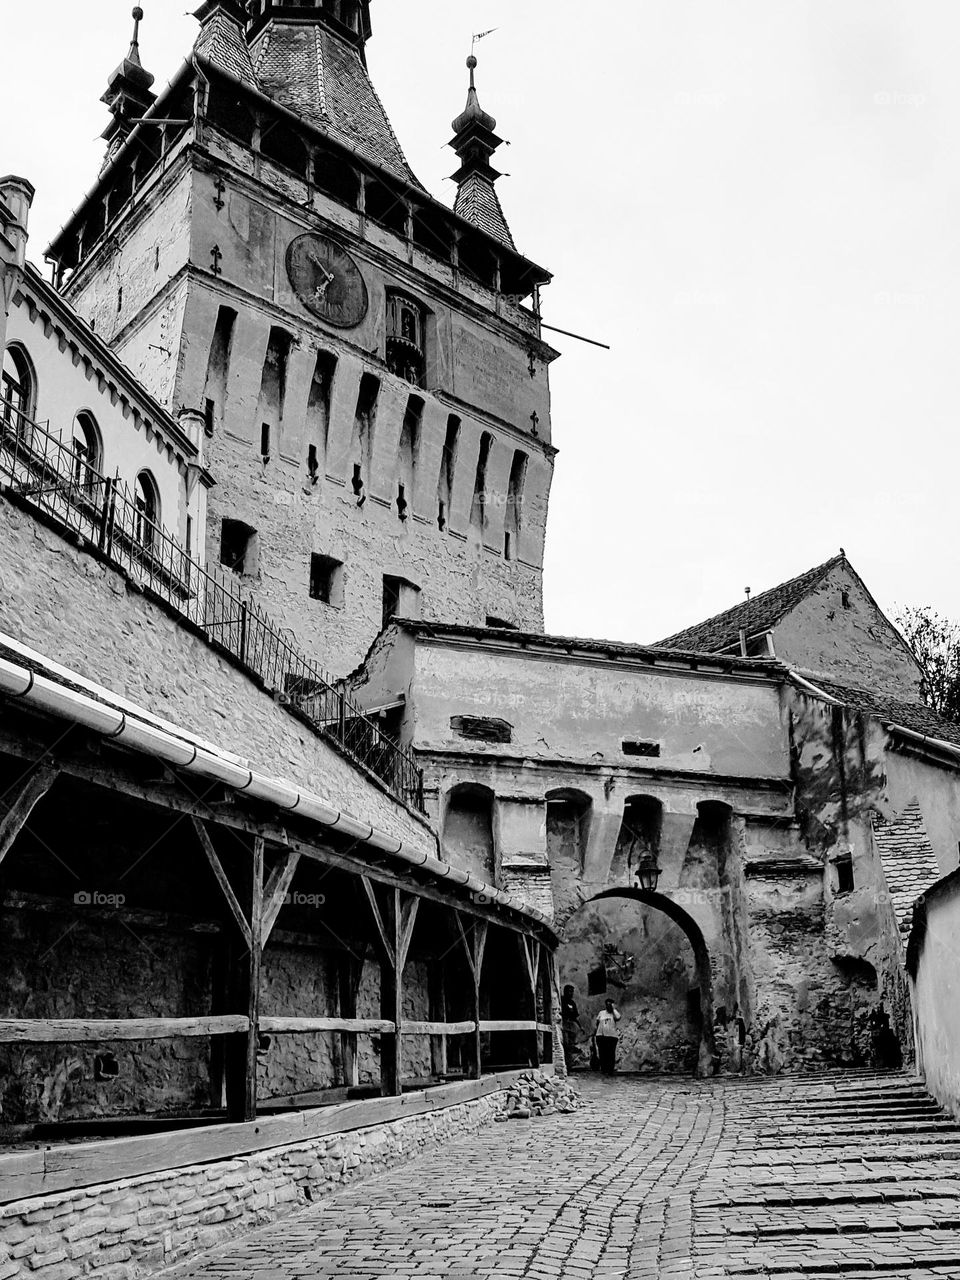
(0, 404, 425, 811)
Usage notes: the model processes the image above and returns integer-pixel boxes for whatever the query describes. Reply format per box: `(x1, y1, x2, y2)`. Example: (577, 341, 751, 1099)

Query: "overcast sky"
(3, 0, 959, 642)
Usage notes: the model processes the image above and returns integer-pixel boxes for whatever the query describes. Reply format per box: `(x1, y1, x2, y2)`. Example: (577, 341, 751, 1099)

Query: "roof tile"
(873, 802, 942, 938)
(657, 556, 843, 652)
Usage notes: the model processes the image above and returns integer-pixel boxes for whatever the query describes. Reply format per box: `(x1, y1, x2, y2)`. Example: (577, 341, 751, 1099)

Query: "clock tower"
(46, 2, 559, 676)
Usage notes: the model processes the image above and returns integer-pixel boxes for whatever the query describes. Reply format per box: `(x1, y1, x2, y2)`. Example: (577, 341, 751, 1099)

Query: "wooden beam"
(261, 849, 300, 944)
(361, 877, 395, 968)
(190, 816, 251, 947)
(405, 1020, 475, 1036)
(479, 1020, 540, 1033)
(0, 1017, 249, 1043)
(0, 727, 555, 945)
(259, 1016, 394, 1034)
(397, 895, 419, 972)
(520, 935, 542, 1067)
(453, 911, 488, 1080)
(0, 765, 58, 868)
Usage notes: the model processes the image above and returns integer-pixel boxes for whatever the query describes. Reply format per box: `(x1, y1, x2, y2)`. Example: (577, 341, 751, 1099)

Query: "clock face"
(285, 233, 369, 329)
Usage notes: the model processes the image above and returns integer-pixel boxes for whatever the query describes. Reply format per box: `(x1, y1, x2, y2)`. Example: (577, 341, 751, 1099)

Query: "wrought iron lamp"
(634, 852, 662, 894)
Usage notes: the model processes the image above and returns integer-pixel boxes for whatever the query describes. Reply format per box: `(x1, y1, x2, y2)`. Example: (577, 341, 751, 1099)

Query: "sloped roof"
(249, 22, 422, 188)
(657, 556, 843, 652)
(454, 172, 516, 249)
(811, 676, 960, 749)
(874, 802, 942, 938)
(194, 11, 260, 89)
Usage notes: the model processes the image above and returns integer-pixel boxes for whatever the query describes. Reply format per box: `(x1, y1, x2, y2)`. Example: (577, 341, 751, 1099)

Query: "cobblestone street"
(166, 1070, 960, 1280)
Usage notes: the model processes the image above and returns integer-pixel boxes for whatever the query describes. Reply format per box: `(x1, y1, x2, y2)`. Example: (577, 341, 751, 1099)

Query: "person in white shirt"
(594, 999, 622, 1075)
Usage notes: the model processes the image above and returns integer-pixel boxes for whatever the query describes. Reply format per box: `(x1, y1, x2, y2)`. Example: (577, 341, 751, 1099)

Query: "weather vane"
(471, 27, 499, 56)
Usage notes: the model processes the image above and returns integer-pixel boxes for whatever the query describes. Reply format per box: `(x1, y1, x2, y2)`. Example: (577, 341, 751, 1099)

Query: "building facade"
(44, 0, 559, 677)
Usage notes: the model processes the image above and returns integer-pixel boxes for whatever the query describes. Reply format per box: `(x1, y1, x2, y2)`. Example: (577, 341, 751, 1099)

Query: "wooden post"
(543, 950, 556, 1066)
(337, 951, 365, 1089)
(361, 879, 418, 1098)
(520, 936, 541, 1069)
(428, 963, 448, 1079)
(193, 818, 262, 1122)
(454, 912, 487, 1081)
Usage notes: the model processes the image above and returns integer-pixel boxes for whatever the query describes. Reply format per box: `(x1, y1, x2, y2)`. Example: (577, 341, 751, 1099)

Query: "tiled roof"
(249, 23, 422, 188)
(810, 676, 960, 749)
(194, 12, 261, 90)
(454, 173, 516, 250)
(873, 802, 942, 938)
(657, 556, 843, 652)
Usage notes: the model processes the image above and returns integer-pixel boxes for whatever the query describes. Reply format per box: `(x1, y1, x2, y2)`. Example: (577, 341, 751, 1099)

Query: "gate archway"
(559, 888, 715, 1076)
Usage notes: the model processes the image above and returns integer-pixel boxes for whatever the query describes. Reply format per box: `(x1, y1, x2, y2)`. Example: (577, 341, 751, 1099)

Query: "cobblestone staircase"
(698, 1070, 960, 1278)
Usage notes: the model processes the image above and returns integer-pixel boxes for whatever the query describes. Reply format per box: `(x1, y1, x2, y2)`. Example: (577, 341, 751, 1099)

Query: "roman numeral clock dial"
(285, 233, 369, 328)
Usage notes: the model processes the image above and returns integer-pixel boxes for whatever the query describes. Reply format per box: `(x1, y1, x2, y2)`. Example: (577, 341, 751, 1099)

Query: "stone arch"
(560, 887, 716, 1076)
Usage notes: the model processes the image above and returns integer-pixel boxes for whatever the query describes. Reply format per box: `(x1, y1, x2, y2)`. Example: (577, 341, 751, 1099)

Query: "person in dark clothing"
(561, 984, 579, 1073)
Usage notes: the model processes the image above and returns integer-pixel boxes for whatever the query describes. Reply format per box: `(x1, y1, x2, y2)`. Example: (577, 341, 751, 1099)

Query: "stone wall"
(910, 869, 960, 1117)
(0, 909, 434, 1121)
(0, 494, 433, 853)
(0, 1082, 520, 1280)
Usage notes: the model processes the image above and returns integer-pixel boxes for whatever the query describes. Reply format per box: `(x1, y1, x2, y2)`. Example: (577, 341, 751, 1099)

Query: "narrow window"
(397, 394, 423, 521)
(438, 414, 460, 531)
(307, 444, 320, 483)
(309, 553, 344, 606)
(255, 327, 293, 457)
(133, 471, 160, 550)
(1, 345, 36, 433)
(202, 306, 237, 437)
(486, 616, 518, 630)
(350, 372, 380, 499)
(71, 413, 102, 491)
(306, 349, 337, 480)
(470, 432, 493, 534)
(836, 852, 855, 894)
(260, 422, 271, 460)
(220, 518, 259, 577)
(505, 449, 527, 561)
(622, 740, 662, 759)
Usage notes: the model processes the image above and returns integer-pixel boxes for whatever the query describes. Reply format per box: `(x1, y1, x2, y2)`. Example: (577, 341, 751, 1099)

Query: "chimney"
(0, 175, 35, 356)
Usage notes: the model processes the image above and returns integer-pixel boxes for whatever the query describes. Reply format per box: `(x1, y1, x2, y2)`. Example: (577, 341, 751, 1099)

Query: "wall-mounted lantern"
(634, 853, 662, 894)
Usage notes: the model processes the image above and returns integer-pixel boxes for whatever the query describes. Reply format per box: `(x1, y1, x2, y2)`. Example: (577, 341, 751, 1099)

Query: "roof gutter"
(0, 653, 555, 936)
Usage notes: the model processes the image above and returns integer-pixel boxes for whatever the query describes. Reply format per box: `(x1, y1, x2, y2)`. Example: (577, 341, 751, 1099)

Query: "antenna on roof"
(745, 587, 752, 602)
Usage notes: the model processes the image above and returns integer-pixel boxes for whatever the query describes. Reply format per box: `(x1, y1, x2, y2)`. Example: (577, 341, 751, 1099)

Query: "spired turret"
(449, 56, 515, 251)
(100, 8, 156, 169)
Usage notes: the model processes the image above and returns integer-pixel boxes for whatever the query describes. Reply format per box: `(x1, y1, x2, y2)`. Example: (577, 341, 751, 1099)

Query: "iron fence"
(0, 405, 425, 810)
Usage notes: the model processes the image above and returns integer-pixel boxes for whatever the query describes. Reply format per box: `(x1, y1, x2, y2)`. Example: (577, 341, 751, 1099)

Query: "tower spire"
(449, 55, 515, 250)
(100, 7, 157, 167)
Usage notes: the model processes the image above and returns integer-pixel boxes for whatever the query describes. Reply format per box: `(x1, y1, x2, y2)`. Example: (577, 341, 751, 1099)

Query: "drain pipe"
(0, 655, 551, 929)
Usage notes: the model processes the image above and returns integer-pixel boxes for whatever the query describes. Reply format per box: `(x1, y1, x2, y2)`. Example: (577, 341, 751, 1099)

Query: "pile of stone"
(495, 1070, 583, 1121)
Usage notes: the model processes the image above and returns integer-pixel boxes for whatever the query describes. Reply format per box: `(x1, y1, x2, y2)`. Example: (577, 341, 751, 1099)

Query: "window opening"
(309, 553, 344, 605)
(386, 292, 427, 386)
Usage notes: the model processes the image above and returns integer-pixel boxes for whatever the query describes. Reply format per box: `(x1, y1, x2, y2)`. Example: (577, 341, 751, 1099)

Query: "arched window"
(71, 413, 102, 491)
(443, 783, 496, 882)
(133, 471, 160, 550)
(1, 345, 36, 434)
(385, 291, 427, 387)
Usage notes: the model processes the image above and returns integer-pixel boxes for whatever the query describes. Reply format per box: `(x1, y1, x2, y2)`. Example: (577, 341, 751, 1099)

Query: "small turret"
(100, 8, 157, 167)
(449, 56, 515, 250)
